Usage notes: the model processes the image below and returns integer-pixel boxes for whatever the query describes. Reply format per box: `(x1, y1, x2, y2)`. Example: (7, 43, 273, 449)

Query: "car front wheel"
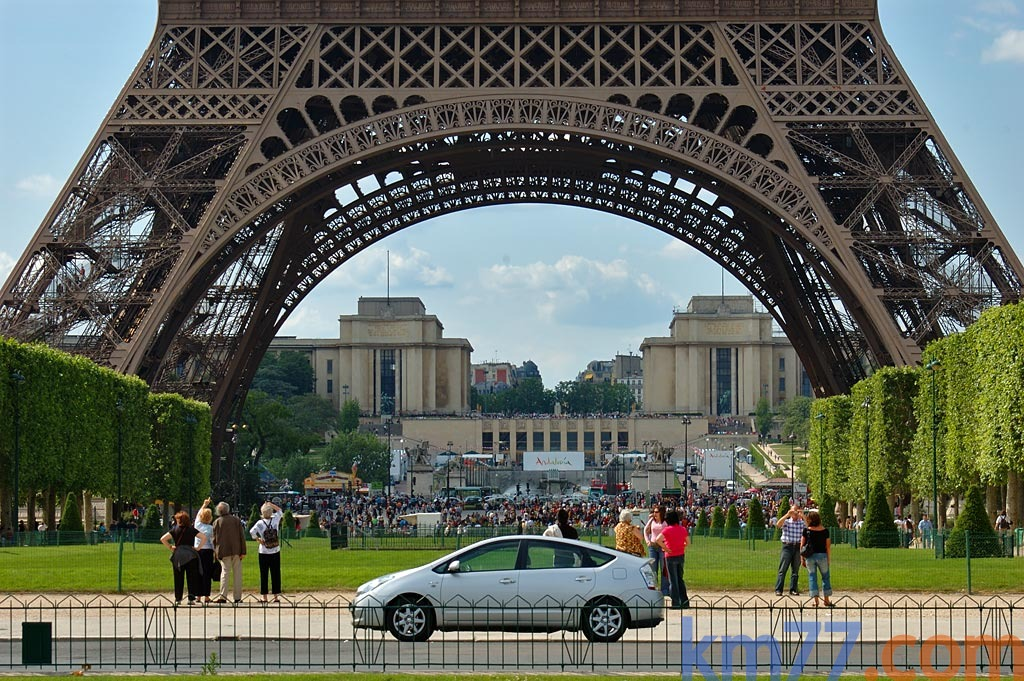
(385, 596, 435, 642)
(581, 597, 628, 643)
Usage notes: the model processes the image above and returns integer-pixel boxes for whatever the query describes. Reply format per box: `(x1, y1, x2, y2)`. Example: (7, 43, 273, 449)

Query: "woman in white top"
(194, 498, 216, 604)
(643, 505, 670, 597)
(250, 502, 283, 602)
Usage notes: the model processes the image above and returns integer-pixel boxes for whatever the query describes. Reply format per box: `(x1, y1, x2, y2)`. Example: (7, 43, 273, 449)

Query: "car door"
(436, 539, 522, 628)
(517, 538, 596, 628)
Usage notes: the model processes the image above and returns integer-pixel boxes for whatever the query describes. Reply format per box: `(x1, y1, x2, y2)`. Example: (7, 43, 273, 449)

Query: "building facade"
(640, 295, 810, 416)
(269, 297, 472, 415)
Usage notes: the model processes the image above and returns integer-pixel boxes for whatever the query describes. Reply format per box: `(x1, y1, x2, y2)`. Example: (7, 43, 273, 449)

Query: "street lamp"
(184, 413, 198, 517)
(861, 396, 872, 514)
(788, 433, 797, 500)
(115, 398, 125, 592)
(681, 417, 691, 495)
(446, 441, 454, 497)
(926, 359, 941, 539)
(9, 370, 25, 535)
(814, 413, 825, 503)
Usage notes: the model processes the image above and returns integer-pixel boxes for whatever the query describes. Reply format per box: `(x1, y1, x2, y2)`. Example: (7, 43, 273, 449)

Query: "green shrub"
(696, 508, 709, 533)
(59, 493, 84, 532)
(945, 486, 1003, 558)
(818, 494, 839, 530)
(142, 504, 161, 530)
(860, 482, 900, 548)
(747, 498, 765, 540)
(247, 505, 260, 533)
(725, 505, 740, 538)
(710, 506, 725, 528)
(283, 509, 295, 537)
(774, 495, 790, 540)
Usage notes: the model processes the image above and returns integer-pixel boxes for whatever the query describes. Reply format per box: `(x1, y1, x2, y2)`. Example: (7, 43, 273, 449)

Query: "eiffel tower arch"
(3, 0, 1022, 481)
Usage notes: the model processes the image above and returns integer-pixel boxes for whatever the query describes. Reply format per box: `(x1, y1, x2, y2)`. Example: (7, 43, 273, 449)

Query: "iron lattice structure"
(3, 0, 1022, 478)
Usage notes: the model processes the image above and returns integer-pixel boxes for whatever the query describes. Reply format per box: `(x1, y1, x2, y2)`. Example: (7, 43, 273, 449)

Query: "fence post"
(965, 529, 972, 594)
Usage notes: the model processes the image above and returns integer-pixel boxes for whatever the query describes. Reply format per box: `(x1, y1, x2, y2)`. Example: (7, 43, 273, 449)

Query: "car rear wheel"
(385, 595, 435, 642)
(581, 597, 628, 643)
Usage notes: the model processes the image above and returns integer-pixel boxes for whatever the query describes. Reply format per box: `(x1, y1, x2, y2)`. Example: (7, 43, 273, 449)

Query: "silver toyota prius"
(350, 534, 664, 643)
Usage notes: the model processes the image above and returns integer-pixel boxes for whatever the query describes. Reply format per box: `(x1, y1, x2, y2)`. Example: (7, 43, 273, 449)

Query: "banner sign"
(523, 451, 585, 471)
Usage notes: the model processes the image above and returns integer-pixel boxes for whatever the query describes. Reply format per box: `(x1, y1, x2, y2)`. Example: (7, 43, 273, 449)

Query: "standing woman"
(655, 509, 690, 609)
(250, 502, 283, 603)
(161, 511, 208, 606)
(643, 505, 670, 598)
(799, 509, 833, 607)
(194, 498, 216, 604)
(614, 509, 645, 556)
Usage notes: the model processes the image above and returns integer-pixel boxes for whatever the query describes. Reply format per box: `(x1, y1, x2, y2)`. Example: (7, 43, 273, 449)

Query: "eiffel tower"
(3, 0, 1022, 478)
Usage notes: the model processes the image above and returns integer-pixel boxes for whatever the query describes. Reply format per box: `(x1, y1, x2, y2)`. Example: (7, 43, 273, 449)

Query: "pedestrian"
(194, 498, 216, 604)
(160, 510, 208, 606)
(212, 501, 247, 604)
(250, 502, 283, 603)
(643, 505, 670, 598)
(655, 509, 689, 609)
(917, 514, 933, 549)
(774, 501, 806, 596)
(799, 509, 833, 608)
(614, 509, 645, 557)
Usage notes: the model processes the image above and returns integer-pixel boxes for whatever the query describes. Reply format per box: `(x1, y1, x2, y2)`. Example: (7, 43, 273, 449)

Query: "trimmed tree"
(725, 505, 740, 538)
(59, 492, 84, 532)
(860, 482, 900, 548)
(142, 504, 161, 530)
(747, 498, 765, 541)
(696, 508, 709, 535)
(818, 493, 839, 530)
(283, 509, 295, 537)
(774, 495, 790, 540)
(945, 486, 1003, 558)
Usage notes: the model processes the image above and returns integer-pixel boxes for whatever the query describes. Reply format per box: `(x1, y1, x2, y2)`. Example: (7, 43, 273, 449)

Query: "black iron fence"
(1, 594, 1020, 675)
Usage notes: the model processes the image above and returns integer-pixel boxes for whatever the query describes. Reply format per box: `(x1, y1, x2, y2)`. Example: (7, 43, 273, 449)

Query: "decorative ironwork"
(2, 0, 1021, 481)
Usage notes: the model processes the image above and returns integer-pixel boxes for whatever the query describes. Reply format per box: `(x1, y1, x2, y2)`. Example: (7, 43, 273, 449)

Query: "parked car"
(350, 535, 663, 643)
(462, 495, 483, 510)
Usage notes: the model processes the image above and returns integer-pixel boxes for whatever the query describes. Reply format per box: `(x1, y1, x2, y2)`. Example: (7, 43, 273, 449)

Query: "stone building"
(269, 297, 472, 415)
(640, 295, 810, 416)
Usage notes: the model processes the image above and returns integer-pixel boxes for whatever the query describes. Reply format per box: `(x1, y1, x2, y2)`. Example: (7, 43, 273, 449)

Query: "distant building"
(640, 295, 810, 416)
(472, 359, 544, 393)
(575, 354, 643, 405)
(269, 297, 472, 415)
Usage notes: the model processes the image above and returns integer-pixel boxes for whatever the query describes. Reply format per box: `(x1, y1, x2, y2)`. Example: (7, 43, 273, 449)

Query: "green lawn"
(0, 533, 1019, 594)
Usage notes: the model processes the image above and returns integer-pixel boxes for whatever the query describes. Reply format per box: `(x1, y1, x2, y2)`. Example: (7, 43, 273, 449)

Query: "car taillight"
(641, 565, 657, 590)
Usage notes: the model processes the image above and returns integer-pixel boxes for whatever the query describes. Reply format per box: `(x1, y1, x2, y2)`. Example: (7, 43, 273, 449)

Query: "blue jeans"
(648, 545, 669, 595)
(774, 543, 800, 593)
(666, 554, 689, 608)
(806, 553, 832, 598)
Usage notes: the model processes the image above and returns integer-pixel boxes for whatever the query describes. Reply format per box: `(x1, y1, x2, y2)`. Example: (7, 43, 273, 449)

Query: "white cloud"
(983, 28, 1024, 61)
(977, 1, 1019, 16)
(15, 174, 60, 198)
(0, 252, 15, 283)
(322, 245, 453, 290)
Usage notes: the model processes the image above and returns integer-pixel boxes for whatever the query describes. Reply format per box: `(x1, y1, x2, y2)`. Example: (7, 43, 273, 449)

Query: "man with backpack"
(251, 501, 284, 603)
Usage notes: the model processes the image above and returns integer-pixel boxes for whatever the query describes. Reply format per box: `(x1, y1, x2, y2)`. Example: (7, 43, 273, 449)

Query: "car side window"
(454, 541, 520, 572)
(524, 541, 584, 569)
(583, 548, 615, 567)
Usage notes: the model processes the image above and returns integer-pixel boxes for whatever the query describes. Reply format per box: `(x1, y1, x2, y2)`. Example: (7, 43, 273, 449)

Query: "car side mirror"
(447, 560, 461, 573)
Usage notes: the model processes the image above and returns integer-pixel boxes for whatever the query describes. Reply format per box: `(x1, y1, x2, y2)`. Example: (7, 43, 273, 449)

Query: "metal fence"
(1, 593, 1020, 675)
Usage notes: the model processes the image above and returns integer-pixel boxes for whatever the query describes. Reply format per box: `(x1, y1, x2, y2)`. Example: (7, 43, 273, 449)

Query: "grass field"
(0, 533, 1019, 595)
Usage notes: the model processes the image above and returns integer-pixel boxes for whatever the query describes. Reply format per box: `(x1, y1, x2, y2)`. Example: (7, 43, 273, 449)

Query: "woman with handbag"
(799, 509, 833, 608)
(161, 511, 208, 606)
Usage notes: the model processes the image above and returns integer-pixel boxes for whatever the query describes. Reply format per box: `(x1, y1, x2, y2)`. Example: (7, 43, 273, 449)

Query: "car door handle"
(498, 578, 516, 584)
(574, 576, 592, 582)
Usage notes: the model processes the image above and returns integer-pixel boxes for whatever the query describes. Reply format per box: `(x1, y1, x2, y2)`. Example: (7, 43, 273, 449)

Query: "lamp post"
(926, 359, 941, 541)
(446, 441, 454, 497)
(861, 396, 872, 514)
(681, 417, 691, 495)
(184, 414, 198, 517)
(115, 398, 125, 593)
(814, 413, 825, 503)
(9, 370, 25, 536)
(788, 433, 797, 500)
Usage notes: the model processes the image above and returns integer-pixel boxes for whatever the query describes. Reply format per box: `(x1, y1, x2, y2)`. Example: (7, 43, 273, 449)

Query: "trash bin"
(330, 524, 348, 550)
(22, 622, 52, 665)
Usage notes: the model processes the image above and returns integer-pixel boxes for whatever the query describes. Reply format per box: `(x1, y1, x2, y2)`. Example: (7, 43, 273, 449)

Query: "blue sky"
(1, 1, 1022, 385)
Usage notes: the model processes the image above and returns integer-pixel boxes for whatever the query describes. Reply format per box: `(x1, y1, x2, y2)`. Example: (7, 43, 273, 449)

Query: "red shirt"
(660, 523, 689, 557)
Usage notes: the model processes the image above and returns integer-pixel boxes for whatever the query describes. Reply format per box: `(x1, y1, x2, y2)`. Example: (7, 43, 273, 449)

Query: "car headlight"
(356, 573, 397, 595)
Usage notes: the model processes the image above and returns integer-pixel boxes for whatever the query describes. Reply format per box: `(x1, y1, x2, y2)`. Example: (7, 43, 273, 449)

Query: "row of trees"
(802, 302, 1024, 535)
(471, 377, 636, 415)
(0, 337, 211, 531)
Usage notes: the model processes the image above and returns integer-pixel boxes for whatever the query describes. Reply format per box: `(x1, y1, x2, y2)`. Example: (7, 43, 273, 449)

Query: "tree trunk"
(105, 498, 114, 526)
(26, 488, 36, 530)
(83, 492, 93, 531)
(837, 500, 849, 524)
(1007, 470, 1023, 531)
(986, 484, 1001, 524)
(45, 487, 57, 528)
